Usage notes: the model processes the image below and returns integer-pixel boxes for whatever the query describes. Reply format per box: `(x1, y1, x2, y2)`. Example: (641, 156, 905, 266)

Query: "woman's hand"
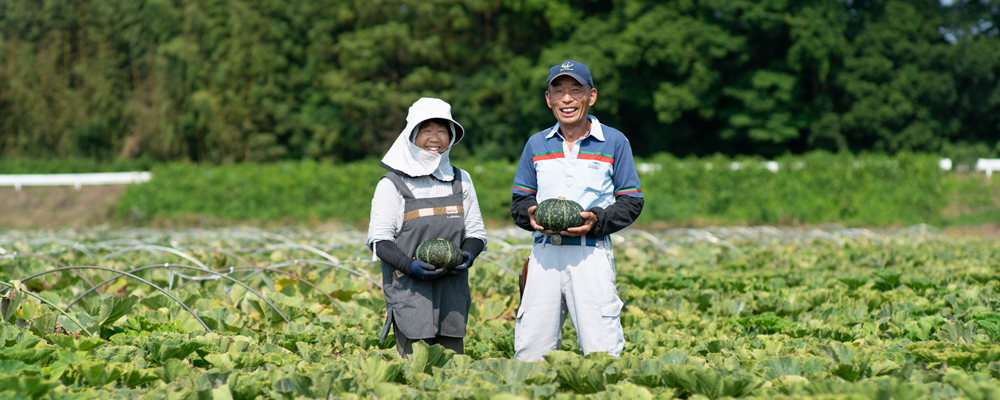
(410, 260, 446, 280)
(450, 251, 473, 274)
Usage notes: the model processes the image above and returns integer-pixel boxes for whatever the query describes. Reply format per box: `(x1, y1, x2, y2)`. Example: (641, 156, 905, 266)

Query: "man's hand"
(410, 260, 446, 280)
(527, 205, 560, 235)
(561, 211, 597, 237)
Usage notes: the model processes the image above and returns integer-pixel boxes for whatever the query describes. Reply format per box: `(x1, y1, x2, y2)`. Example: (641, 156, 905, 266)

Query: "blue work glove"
(450, 251, 473, 274)
(410, 260, 446, 280)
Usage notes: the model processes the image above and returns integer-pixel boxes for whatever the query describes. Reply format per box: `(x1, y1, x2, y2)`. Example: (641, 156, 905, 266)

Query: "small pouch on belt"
(519, 258, 529, 301)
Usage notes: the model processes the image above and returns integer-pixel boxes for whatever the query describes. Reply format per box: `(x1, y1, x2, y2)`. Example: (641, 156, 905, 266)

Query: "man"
(510, 60, 644, 362)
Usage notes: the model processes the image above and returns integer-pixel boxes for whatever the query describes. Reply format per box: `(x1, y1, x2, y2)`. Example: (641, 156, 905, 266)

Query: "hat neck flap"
(379, 98, 464, 181)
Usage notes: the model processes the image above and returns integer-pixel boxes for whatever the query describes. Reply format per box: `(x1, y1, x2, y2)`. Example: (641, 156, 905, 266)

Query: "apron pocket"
(450, 271, 471, 297)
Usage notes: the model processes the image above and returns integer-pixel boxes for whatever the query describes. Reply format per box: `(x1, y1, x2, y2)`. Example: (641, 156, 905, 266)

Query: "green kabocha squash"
(415, 238, 464, 270)
(535, 197, 585, 231)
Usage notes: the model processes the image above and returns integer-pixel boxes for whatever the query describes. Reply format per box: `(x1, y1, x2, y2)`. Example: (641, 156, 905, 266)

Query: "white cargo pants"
(513, 238, 624, 362)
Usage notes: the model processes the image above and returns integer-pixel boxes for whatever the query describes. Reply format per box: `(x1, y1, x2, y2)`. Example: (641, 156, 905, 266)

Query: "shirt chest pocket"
(569, 161, 612, 192)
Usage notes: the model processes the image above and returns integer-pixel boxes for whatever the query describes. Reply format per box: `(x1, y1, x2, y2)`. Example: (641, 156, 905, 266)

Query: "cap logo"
(560, 61, 574, 71)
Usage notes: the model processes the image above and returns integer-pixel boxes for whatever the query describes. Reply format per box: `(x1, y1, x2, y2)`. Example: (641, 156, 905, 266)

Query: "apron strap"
(382, 172, 415, 199)
(451, 166, 463, 196)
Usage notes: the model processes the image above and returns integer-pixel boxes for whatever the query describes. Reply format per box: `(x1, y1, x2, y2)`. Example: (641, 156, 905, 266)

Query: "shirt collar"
(546, 115, 605, 141)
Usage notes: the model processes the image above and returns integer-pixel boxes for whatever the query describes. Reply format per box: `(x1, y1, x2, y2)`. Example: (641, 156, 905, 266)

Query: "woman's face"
(414, 121, 451, 153)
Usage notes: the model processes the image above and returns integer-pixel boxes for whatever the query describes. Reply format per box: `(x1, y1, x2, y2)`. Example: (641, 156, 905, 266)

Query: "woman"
(367, 97, 487, 357)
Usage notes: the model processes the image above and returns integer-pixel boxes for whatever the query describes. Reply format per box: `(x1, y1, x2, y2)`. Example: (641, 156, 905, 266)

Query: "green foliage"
(661, 365, 763, 399)
(0, 282, 28, 323)
(1, 0, 998, 162)
(117, 159, 387, 223)
(2, 225, 1000, 398)
(113, 152, 993, 227)
(544, 351, 619, 394)
(97, 296, 139, 328)
(637, 151, 950, 226)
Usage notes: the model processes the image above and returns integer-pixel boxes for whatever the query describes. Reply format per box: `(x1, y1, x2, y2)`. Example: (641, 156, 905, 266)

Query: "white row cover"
(975, 158, 1000, 177)
(635, 159, 1000, 176)
(0, 172, 152, 190)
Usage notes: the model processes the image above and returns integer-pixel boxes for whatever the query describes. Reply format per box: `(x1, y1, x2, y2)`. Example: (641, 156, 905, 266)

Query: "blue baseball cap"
(546, 60, 595, 89)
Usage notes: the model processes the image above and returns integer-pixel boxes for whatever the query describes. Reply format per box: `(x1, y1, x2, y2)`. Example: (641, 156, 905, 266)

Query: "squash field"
(0, 225, 999, 399)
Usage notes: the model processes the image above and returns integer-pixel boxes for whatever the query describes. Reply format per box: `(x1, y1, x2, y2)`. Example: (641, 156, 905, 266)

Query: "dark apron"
(379, 167, 470, 341)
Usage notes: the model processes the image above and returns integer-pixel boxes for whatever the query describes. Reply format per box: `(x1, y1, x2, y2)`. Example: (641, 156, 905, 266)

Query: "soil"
(942, 223, 1000, 238)
(0, 186, 126, 228)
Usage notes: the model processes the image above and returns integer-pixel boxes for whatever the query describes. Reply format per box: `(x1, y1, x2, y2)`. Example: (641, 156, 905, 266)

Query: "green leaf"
(231, 352, 265, 370)
(662, 365, 763, 399)
(28, 311, 57, 337)
(903, 277, 936, 292)
(935, 320, 979, 343)
(120, 367, 160, 388)
(1, 281, 28, 323)
(616, 357, 664, 388)
(0, 360, 39, 374)
(272, 375, 313, 397)
(403, 341, 455, 382)
(204, 353, 235, 372)
(490, 332, 515, 359)
(903, 315, 946, 341)
(144, 339, 205, 365)
(0, 373, 59, 400)
(210, 384, 235, 400)
(544, 350, 616, 394)
(469, 358, 554, 385)
(139, 295, 174, 311)
(44, 334, 104, 353)
(200, 308, 238, 333)
(758, 356, 829, 380)
(97, 296, 139, 327)
(873, 270, 903, 291)
(308, 366, 354, 397)
(355, 354, 405, 388)
(72, 360, 125, 386)
(0, 323, 19, 347)
(228, 370, 268, 400)
(0, 341, 56, 365)
(599, 383, 658, 400)
(155, 359, 192, 384)
(737, 312, 794, 334)
(92, 344, 143, 364)
(46, 349, 87, 381)
(838, 276, 869, 289)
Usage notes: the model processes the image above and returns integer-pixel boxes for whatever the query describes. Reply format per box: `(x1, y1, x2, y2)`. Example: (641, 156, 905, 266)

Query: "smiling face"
(545, 75, 597, 128)
(413, 119, 451, 153)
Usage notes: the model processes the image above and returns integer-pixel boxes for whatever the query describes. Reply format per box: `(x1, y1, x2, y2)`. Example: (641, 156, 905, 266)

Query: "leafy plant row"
(1, 226, 1000, 399)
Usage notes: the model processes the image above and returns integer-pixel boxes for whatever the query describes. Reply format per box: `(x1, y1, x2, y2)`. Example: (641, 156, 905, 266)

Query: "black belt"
(534, 235, 602, 246)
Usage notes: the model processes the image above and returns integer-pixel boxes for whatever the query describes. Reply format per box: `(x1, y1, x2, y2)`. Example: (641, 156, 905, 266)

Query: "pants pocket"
(600, 298, 623, 318)
(599, 298, 625, 355)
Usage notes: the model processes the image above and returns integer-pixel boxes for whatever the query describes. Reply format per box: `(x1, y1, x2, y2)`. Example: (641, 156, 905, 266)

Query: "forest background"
(1, 0, 999, 228)
(2, 0, 999, 163)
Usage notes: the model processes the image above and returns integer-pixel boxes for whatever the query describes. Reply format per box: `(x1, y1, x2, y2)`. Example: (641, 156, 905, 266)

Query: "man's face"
(414, 121, 450, 153)
(545, 75, 597, 127)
